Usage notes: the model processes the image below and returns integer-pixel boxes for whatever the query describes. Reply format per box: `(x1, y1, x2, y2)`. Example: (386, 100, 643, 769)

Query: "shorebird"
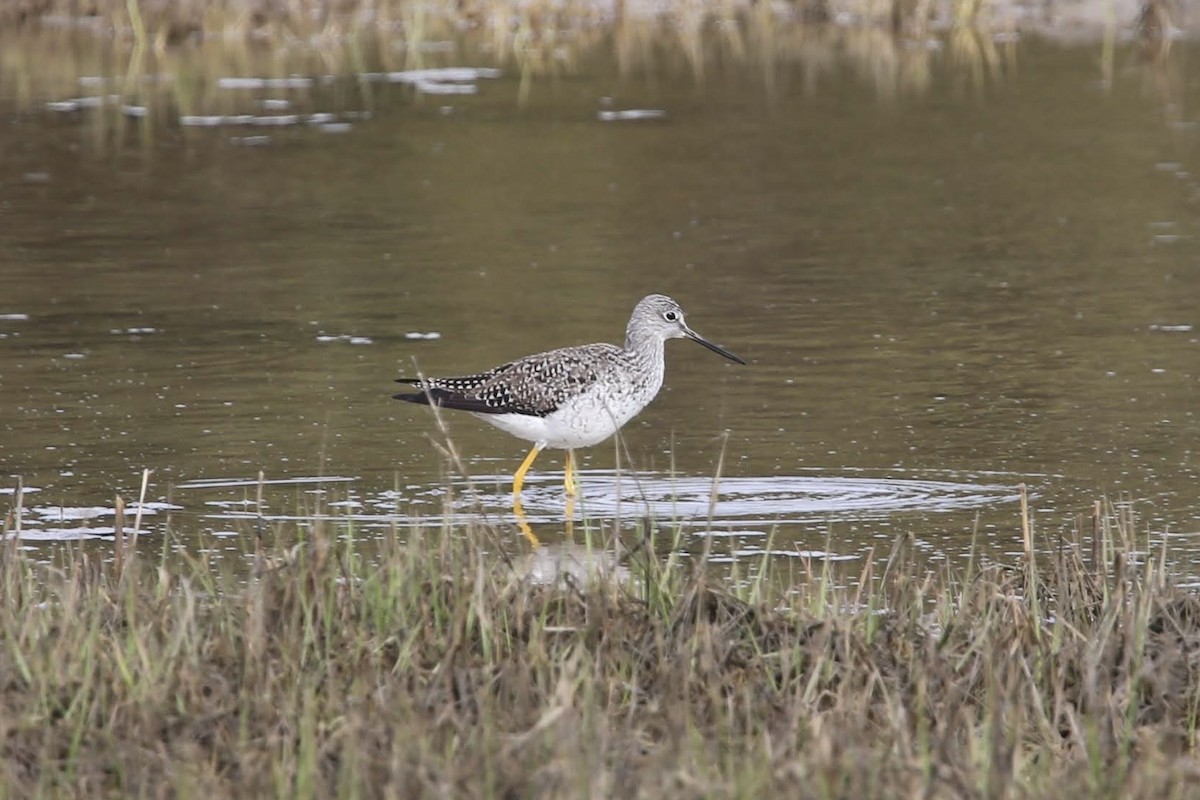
(394, 294, 744, 519)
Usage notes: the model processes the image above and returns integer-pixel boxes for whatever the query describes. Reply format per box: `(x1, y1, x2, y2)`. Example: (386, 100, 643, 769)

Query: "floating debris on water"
(252, 114, 300, 126)
(316, 334, 374, 345)
(0, 313, 30, 321)
(10, 526, 118, 541)
(382, 67, 502, 95)
(597, 109, 667, 122)
(318, 122, 353, 134)
(180, 115, 225, 127)
(218, 77, 314, 90)
(44, 95, 114, 112)
(386, 67, 502, 83)
(404, 331, 442, 340)
(30, 502, 182, 522)
(412, 81, 477, 95)
(262, 98, 291, 110)
(1151, 234, 1189, 245)
(1149, 324, 1194, 332)
(177, 475, 356, 490)
(184, 113, 352, 129)
(11, 499, 181, 539)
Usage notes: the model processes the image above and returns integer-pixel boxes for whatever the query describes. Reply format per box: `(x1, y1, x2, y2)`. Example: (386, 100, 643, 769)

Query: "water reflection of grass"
(2, 485, 1198, 796)
(0, 6, 1026, 127)
(0, 1, 1175, 127)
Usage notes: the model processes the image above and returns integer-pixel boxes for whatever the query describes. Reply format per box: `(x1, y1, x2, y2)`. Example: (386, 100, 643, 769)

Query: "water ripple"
(463, 470, 1024, 526)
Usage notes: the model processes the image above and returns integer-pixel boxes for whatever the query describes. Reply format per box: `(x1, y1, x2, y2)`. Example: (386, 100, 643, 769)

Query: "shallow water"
(1, 25, 1199, 575)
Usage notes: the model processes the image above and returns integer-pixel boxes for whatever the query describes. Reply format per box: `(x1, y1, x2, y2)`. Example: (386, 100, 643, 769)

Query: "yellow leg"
(515, 504, 540, 548)
(513, 444, 543, 547)
(564, 449, 578, 498)
(512, 443, 542, 505)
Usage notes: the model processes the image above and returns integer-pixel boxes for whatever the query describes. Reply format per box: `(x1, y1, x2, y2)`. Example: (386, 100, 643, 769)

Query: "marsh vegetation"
(2, 488, 1199, 797)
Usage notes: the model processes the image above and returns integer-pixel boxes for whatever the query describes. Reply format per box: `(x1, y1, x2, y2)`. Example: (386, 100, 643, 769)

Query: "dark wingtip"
(392, 391, 431, 405)
(393, 377, 428, 403)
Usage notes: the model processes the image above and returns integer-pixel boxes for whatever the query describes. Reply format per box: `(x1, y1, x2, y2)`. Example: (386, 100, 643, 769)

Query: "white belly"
(472, 382, 653, 450)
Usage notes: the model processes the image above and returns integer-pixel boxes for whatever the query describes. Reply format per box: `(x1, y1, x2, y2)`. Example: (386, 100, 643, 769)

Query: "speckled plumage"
(394, 344, 618, 418)
(394, 294, 743, 451)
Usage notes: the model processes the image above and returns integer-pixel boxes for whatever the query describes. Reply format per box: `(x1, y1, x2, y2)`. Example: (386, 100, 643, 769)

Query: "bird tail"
(393, 378, 432, 405)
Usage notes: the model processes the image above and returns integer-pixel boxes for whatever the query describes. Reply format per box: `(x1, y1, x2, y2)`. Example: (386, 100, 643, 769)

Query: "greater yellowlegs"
(394, 294, 744, 516)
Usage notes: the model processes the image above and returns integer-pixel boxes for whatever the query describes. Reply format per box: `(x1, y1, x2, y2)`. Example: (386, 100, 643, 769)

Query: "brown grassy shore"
(1, 0, 1183, 44)
(2, 491, 1200, 798)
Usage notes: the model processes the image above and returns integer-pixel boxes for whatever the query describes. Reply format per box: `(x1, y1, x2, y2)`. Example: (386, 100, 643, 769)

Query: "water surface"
(1, 26, 1198, 573)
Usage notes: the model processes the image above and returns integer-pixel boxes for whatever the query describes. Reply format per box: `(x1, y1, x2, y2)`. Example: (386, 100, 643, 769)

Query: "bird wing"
(394, 344, 620, 417)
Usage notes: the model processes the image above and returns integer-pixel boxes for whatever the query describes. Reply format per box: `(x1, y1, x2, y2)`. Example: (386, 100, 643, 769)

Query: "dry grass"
(2, 485, 1200, 798)
(0, 0, 1010, 47)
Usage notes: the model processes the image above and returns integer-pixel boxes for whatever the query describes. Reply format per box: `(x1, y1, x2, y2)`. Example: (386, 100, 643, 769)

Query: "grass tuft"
(1, 488, 1199, 797)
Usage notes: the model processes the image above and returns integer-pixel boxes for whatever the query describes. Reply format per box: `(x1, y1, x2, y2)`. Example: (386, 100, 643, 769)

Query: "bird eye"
(663, 311, 678, 322)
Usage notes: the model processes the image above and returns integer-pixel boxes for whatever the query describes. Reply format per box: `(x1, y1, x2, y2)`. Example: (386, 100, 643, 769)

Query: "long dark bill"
(684, 329, 745, 365)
